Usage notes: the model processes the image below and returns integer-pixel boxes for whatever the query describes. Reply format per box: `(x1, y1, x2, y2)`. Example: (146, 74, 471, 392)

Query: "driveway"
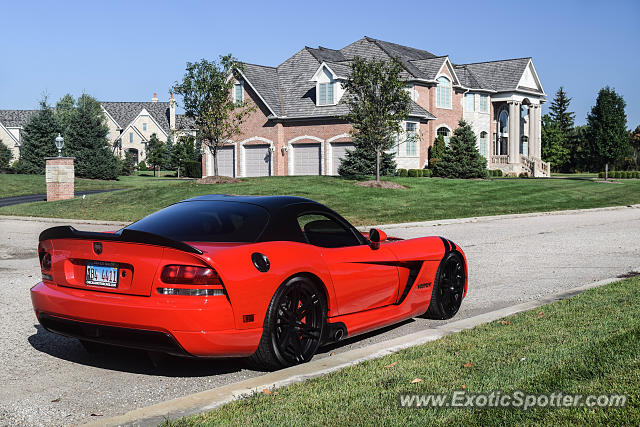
(1, 207, 639, 426)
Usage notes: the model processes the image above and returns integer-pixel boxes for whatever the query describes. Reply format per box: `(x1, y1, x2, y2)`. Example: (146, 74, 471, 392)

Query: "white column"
(508, 101, 520, 163)
(534, 105, 542, 159)
(528, 105, 535, 158)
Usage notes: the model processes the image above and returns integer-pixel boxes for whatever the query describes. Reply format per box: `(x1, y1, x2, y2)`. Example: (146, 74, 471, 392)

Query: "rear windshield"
(125, 201, 270, 242)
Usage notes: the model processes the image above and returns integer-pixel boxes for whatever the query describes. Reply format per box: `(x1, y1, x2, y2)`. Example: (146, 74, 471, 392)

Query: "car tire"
(249, 276, 326, 370)
(424, 252, 466, 320)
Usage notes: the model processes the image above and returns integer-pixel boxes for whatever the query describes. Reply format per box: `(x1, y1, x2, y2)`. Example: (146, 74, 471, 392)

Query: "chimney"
(169, 93, 176, 130)
(152, 92, 158, 103)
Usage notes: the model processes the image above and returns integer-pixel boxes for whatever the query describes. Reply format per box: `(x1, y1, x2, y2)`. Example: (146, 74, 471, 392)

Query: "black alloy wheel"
(250, 276, 326, 370)
(425, 252, 466, 320)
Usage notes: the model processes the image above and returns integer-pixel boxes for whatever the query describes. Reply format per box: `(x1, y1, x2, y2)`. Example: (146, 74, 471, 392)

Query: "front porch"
(489, 97, 550, 177)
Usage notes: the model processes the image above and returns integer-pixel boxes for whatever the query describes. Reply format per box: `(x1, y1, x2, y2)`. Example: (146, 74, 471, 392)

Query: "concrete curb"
(82, 273, 632, 427)
(2, 203, 639, 231)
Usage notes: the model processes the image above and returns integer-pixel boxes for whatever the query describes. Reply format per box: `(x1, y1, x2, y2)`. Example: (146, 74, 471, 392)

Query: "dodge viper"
(31, 195, 467, 369)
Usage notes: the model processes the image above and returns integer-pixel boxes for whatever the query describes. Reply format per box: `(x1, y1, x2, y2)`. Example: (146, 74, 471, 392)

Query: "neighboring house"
(202, 36, 549, 178)
(101, 94, 196, 163)
(0, 94, 196, 164)
(0, 110, 38, 161)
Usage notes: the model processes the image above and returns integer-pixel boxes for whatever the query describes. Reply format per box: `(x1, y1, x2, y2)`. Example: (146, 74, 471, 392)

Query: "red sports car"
(31, 195, 467, 369)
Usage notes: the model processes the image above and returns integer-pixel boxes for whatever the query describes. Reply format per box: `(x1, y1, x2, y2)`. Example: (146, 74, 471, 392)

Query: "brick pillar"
(45, 157, 74, 202)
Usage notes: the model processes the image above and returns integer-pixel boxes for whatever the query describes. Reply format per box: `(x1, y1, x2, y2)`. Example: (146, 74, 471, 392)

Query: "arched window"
(479, 131, 488, 158)
(437, 127, 451, 145)
(520, 136, 528, 156)
(436, 76, 451, 108)
(499, 110, 509, 134)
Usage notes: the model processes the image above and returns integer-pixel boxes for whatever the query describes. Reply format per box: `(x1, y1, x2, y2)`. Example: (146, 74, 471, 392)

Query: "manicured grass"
(164, 276, 640, 426)
(0, 172, 189, 198)
(1, 175, 640, 225)
(551, 172, 598, 178)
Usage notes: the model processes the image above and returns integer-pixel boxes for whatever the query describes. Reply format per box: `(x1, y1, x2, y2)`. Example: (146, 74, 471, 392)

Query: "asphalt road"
(0, 190, 119, 208)
(1, 207, 639, 426)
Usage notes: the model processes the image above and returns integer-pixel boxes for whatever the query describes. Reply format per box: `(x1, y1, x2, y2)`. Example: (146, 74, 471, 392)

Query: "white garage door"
(216, 146, 235, 177)
(293, 143, 321, 175)
(244, 145, 271, 177)
(331, 142, 354, 175)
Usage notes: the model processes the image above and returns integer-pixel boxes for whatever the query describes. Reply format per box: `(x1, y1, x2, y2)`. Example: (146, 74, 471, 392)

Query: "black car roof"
(181, 194, 321, 212)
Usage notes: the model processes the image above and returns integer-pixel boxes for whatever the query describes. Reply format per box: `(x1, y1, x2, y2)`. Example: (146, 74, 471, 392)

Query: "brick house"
(202, 36, 549, 178)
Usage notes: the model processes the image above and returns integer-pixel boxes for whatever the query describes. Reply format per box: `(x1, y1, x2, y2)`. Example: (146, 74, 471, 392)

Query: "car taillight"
(158, 265, 225, 296)
(39, 251, 53, 281)
(39, 251, 51, 271)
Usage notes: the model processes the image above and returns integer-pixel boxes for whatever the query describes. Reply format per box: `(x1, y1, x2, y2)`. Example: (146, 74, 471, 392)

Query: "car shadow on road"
(28, 325, 246, 377)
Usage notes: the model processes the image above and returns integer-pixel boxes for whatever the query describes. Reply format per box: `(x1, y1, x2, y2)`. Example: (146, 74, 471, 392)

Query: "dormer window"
(233, 82, 244, 104)
(318, 82, 334, 105)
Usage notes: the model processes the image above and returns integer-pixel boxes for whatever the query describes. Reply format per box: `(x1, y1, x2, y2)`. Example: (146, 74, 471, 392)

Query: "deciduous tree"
(340, 57, 411, 180)
(171, 55, 253, 177)
(541, 114, 570, 171)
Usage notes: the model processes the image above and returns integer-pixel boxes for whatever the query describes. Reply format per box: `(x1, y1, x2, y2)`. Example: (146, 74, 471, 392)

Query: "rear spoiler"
(39, 225, 203, 255)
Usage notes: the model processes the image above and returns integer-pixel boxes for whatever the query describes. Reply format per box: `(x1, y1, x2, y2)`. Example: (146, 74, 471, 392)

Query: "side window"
(297, 213, 360, 248)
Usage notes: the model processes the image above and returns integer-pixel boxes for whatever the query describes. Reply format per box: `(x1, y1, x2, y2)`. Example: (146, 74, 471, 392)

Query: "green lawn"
(1, 175, 640, 225)
(0, 172, 188, 198)
(164, 276, 640, 426)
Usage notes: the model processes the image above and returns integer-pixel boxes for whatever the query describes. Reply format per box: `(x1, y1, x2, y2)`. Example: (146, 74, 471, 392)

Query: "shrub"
(183, 160, 202, 178)
(422, 169, 432, 177)
(634, 171, 640, 179)
(138, 160, 147, 171)
(0, 142, 12, 171)
(120, 152, 136, 176)
(488, 169, 503, 177)
(598, 171, 605, 178)
(519, 172, 530, 178)
(432, 121, 487, 178)
(398, 168, 408, 177)
(408, 169, 419, 177)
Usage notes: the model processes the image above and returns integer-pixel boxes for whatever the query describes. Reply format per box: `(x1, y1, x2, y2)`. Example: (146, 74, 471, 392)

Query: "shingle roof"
(101, 102, 171, 131)
(306, 46, 347, 63)
(176, 114, 196, 130)
(0, 110, 38, 127)
(410, 57, 448, 81)
(456, 58, 535, 92)
(240, 63, 282, 116)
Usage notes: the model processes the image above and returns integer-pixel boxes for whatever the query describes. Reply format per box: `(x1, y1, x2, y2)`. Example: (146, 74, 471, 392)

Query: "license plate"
(85, 261, 119, 287)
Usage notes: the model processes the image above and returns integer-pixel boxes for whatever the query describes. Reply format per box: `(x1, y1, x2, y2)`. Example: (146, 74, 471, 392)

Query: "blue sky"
(1, 0, 638, 127)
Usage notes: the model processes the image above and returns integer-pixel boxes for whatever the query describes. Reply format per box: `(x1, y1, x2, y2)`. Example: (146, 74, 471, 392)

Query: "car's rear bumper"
(31, 281, 262, 357)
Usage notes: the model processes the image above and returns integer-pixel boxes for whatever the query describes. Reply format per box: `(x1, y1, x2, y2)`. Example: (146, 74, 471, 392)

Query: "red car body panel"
(31, 196, 468, 359)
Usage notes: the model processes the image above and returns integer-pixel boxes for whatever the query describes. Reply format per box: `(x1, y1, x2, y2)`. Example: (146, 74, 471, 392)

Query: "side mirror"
(369, 228, 387, 250)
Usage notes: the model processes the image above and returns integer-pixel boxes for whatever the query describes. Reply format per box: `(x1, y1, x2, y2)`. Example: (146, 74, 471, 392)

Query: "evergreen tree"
(340, 56, 411, 180)
(337, 143, 396, 177)
(63, 94, 120, 180)
(15, 99, 60, 174)
(170, 135, 199, 178)
(120, 151, 136, 176)
(584, 87, 628, 176)
(428, 135, 446, 169)
(146, 133, 166, 176)
(541, 114, 570, 171)
(549, 87, 575, 136)
(0, 140, 12, 170)
(432, 120, 487, 178)
(630, 125, 640, 169)
(55, 94, 75, 131)
(567, 125, 589, 172)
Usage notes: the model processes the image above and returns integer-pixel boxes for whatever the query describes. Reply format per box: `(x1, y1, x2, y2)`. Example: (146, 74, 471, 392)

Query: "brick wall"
(45, 157, 74, 201)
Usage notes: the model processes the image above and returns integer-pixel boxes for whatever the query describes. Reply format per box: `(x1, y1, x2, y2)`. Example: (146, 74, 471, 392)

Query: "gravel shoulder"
(1, 205, 639, 426)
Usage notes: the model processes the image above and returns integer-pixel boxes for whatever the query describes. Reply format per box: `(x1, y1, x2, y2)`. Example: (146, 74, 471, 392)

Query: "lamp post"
(55, 133, 64, 157)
